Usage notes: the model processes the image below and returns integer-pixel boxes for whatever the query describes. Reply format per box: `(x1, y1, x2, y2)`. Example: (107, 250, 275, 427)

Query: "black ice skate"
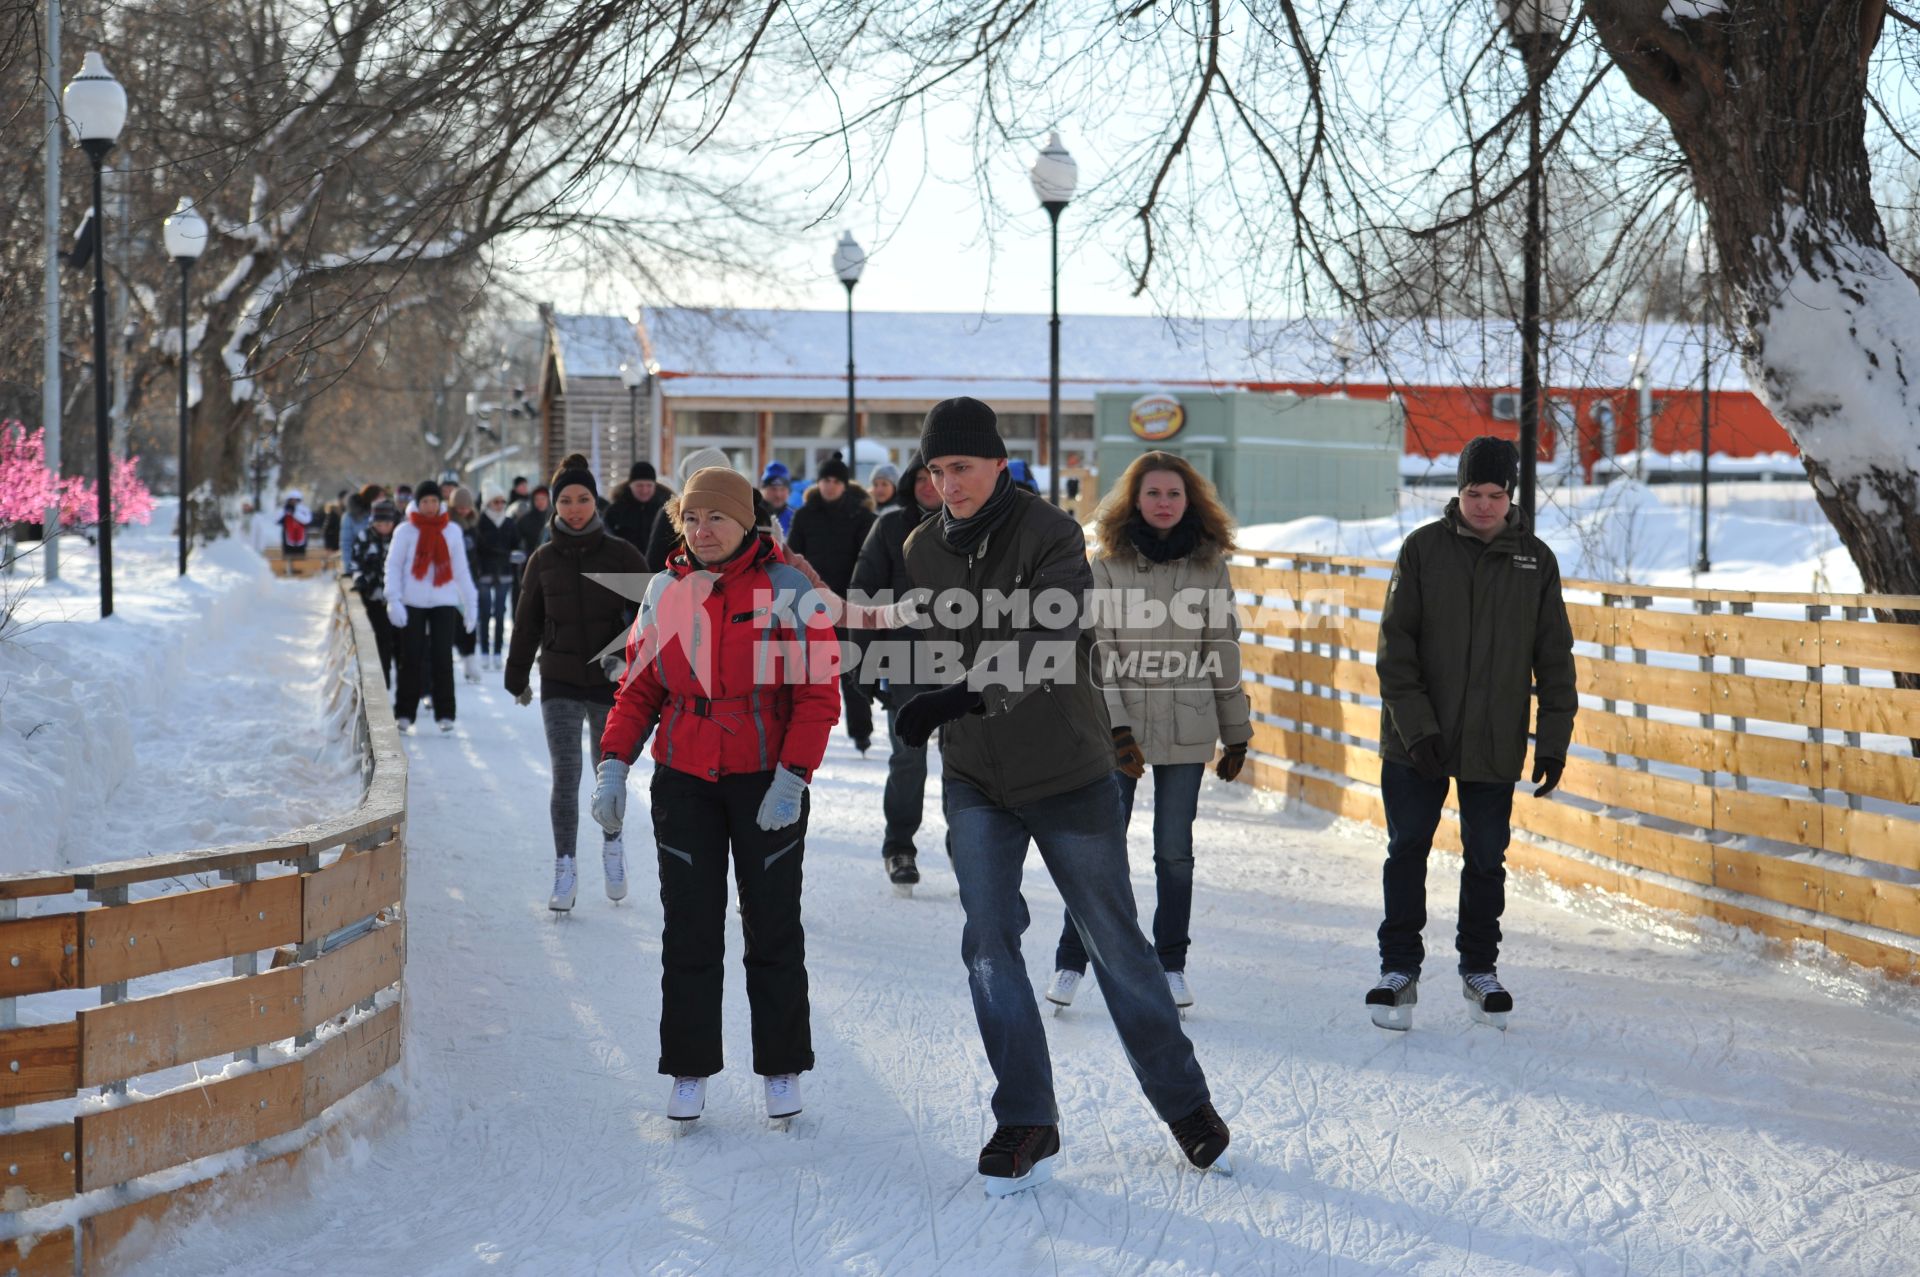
(1366, 971, 1418, 1031)
(886, 852, 920, 899)
(1461, 971, 1513, 1030)
(979, 1124, 1060, 1198)
(1169, 1102, 1233, 1175)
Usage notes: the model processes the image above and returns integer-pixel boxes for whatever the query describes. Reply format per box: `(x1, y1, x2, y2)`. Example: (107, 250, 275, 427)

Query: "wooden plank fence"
(0, 583, 406, 1274)
(1230, 549, 1920, 979)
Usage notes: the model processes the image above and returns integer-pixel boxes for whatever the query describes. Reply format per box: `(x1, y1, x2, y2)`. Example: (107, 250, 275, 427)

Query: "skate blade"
(1369, 1004, 1413, 1031)
(1202, 1151, 1234, 1177)
(892, 883, 913, 899)
(1047, 1000, 1070, 1016)
(667, 1113, 701, 1123)
(1469, 1006, 1509, 1031)
(982, 1155, 1055, 1198)
(768, 1113, 798, 1130)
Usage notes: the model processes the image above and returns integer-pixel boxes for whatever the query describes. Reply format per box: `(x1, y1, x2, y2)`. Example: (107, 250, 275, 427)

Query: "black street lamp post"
(620, 361, 642, 469)
(1498, 1, 1567, 521)
(833, 232, 865, 472)
(1030, 132, 1077, 506)
(164, 197, 206, 576)
(65, 51, 127, 617)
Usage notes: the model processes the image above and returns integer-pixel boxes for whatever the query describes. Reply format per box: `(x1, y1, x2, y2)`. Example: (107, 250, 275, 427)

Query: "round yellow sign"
(1129, 393, 1185, 441)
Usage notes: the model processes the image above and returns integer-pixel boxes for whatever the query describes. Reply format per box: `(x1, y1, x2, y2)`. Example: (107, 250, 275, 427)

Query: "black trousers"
(1377, 758, 1516, 978)
(366, 605, 398, 688)
(395, 605, 460, 723)
(653, 766, 813, 1078)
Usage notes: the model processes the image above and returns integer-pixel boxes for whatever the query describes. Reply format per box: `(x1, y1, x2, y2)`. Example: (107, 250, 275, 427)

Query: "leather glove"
(589, 759, 630, 834)
(1214, 742, 1248, 783)
(1408, 735, 1448, 783)
(756, 765, 808, 832)
(513, 686, 533, 707)
(1532, 756, 1565, 797)
(1112, 727, 1147, 779)
(895, 681, 983, 748)
(387, 602, 408, 629)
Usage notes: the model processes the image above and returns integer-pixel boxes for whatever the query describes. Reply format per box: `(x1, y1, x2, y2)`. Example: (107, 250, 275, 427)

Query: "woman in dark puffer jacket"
(505, 456, 651, 915)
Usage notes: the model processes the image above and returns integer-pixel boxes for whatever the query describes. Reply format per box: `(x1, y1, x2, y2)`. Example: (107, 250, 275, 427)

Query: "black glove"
(1407, 735, 1448, 782)
(1532, 756, 1564, 797)
(1214, 742, 1247, 783)
(895, 681, 982, 748)
(1112, 727, 1147, 779)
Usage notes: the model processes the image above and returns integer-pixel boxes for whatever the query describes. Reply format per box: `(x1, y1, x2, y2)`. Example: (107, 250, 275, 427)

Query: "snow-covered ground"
(144, 672, 1920, 1275)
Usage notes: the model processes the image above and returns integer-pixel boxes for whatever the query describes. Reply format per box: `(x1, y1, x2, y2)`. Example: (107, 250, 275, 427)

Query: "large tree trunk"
(1590, 1, 1920, 647)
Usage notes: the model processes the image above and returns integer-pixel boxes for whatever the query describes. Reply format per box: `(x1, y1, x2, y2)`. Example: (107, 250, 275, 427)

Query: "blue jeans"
(477, 575, 511, 654)
(1054, 762, 1204, 975)
(945, 773, 1211, 1126)
(881, 683, 932, 857)
(1377, 758, 1516, 977)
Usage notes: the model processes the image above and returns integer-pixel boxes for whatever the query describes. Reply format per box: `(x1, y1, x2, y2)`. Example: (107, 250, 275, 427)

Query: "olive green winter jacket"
(903, 487, 1116, 807)
(1374, 500, 1577, 783)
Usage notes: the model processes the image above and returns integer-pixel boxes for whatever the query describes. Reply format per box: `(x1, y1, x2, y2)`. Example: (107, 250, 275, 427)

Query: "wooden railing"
(0, 583, 406, 1274)
(1231, 549, 1920, 978)
(263, 548, 342, 579)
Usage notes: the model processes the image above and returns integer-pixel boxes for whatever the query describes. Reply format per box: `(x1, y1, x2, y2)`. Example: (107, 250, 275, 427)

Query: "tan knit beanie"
(679, 466, 756, 534)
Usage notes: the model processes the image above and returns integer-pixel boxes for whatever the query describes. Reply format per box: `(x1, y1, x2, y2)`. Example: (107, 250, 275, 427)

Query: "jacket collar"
(1441, 497, 1530, 550)
(669, 531, 778, 581)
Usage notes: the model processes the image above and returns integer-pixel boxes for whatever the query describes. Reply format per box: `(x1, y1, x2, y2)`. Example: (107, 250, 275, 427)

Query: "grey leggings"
(543, 696, 615, 859)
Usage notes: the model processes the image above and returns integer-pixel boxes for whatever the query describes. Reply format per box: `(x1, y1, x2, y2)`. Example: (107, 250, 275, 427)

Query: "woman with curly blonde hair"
(1045, 450, 1253, 1017)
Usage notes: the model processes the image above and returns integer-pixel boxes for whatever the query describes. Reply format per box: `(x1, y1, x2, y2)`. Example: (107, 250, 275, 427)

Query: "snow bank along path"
(139, 659, 1920, 1275)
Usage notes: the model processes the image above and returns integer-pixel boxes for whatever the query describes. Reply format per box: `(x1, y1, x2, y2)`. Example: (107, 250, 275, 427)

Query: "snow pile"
(1239, 478, 1861, 593)
(0, 507, 358, 873)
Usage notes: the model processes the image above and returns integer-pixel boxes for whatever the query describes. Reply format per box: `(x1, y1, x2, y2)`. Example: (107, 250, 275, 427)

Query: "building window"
(997, 412, 1040, 440)
(866, 412, 925, 438)
(677, 409, 756, 436)
(773, 411, 848, 438)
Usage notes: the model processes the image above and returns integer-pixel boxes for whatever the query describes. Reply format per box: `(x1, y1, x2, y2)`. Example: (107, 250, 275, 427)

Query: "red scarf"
(408, 510, 454, 586)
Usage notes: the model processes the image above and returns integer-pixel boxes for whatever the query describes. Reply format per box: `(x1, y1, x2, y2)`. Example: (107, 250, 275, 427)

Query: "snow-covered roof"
(553, 307, 1754, 400)
(549, 313, 643, 383)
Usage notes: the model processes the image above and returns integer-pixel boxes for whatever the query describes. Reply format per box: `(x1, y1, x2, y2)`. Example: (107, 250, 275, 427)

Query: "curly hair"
(1092, 450, 1237, 560)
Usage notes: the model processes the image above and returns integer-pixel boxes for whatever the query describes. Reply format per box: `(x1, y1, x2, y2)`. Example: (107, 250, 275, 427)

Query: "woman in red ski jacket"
(590, 465, 841, 1125)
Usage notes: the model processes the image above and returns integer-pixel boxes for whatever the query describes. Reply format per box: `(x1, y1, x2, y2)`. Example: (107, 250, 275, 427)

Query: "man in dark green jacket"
(893, 397, 1230, 1194)
(1366, 435, 1577, 1032)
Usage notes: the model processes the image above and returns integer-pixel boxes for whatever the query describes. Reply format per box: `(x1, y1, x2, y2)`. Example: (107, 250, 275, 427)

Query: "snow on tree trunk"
(1590, 2, 1919, 696)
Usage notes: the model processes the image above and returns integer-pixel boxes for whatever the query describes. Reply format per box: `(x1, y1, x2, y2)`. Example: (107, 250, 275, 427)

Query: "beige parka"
(1089, 541, 1253, 767)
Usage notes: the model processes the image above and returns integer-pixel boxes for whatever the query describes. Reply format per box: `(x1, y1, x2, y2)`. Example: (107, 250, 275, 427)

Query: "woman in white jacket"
(1046, 451, 1253, 1015)
(384, 479, 479, 733)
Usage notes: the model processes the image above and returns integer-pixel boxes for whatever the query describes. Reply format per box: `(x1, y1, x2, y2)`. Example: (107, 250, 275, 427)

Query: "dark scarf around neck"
(942, 468, 1018, 553)
(1127, 512, 1203, 564)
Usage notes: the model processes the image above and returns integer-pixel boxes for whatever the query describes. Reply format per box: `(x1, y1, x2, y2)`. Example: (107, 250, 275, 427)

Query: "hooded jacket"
(1089, 535, 1253, 767)
(784, 482, 876, 597)
(505, 520, 650, 704)
(607, 483, 673, 550)
(1374, 499, 1577, 783)
(600, 535, 841, 781)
